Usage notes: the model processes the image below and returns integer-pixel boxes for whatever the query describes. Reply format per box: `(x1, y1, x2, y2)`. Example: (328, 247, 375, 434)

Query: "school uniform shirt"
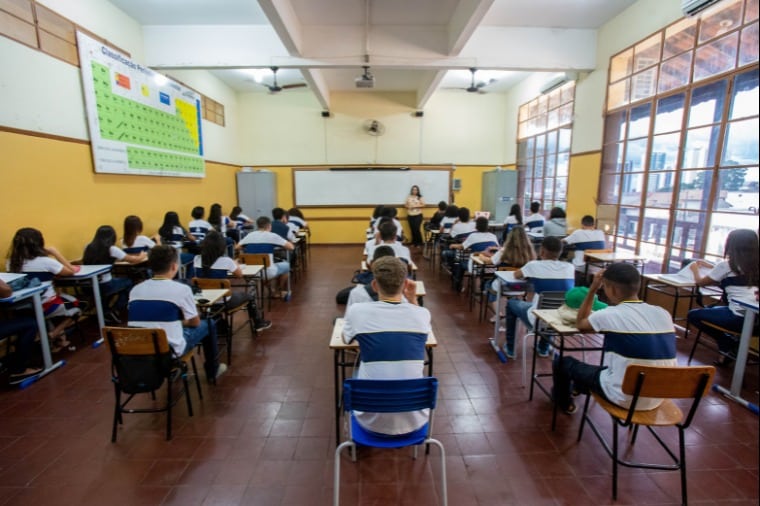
(366, 241, 411, 264)
(192, 255, 238, 275)
(462, 232, 499, 252)
(121, 235, 156, 250)
(707, 261, 757, 316)
(128, 278, 198, 356)
(450, 221, 476, 239)
(343, 300, 432, 435)
(99, 245, 127, 283)
(238, 230, 289, 278)
(271, 220, 296, 241)
(20, 256, 63, 303)
(563, 229, 607, 266)
(543, 218, 567, 237)
(164, 226, 187, 248)
(524, 213, 545, 233)
(439, 216, 457, 231)
(288, 216, 307, 229)
(588, 301, 677, 410)
(520, 259, 575, 327)
(188, 219, 212, 241)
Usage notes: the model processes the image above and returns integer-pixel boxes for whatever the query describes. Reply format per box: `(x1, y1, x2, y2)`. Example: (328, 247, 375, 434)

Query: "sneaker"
(255, 320, 272, 331)
(215, 363, 228, 379)
(537, 344, 552, 358)
(503, 344, 516, 360)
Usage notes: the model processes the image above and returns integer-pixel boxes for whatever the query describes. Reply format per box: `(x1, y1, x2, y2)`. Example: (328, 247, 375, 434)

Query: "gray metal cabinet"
(236, 171, 277, 220)
(481, 169, 517, 222)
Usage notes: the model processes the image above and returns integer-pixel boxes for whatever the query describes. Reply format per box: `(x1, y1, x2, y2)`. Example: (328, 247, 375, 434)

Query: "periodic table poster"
(77, 32, 205, 178)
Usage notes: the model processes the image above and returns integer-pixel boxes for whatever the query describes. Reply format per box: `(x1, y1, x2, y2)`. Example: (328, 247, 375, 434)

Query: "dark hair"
(159, 211, 184, 241)
(541, 236, 563, 257)
(123, 215, 143, 248)
(581, 215, 595, 227)
(256, 216, 271, 229)
(509, 204, 523, 224)
(410, 185, 422, 197)
(457, 207, 471, 222)
(475, 216, 489, 232)
(444, 205, 459, 218)
(83, 225, 118, 265)
(372, 245, 395, 261)
(549, 207, 566, 219)
(191, 206, 205, 220)
(230, 206, 243, 220)
(437, 201, 447, 211)
(200, 230, 227, 271)
(272, 207, 286, 221)
(208, 203, 223, 229)
(530, 201, 541, 214)
(148, 245, 177, 274)
(9, 228, 47, 273)
(288, 208, 304, 220)
(372, 205, 385, 220)
(603, 263, 641, 296)
(380, 207, 394, 219)
(378, 220, 398, 241)
(725, 229, 759, 286)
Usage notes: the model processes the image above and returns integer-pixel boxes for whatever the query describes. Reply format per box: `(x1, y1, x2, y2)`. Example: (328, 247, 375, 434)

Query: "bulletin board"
(76, 32, 205, 178)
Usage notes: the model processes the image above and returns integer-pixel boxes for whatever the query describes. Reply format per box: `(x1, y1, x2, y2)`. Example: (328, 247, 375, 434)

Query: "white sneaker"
(215, 363, 228, 379)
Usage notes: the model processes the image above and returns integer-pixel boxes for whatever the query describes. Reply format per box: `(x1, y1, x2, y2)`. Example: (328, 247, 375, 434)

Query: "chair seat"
(591, 393, 683, 426)
(350, 415, 429, 448)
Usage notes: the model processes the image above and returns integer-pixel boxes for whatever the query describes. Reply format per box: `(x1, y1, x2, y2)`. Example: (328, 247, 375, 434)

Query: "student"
(194, 231, 271, 331)
(449, 207, 476, 239)
(230, 206, 254, 231)
(122, 215, 160, 253)
(687, 229, 759, 364)
(208, 203, 232, 235)
(158, 211, 196, 269)
(82, 225, 147, 323)
(271, 207, 296, 241)
(524, 201, 545, 233)
(552, 264, 677, 414)
(427, 201, 448, 231)
(373, 207, 404, 241)
(369, 205, 385, 229)
(0, 279, 43, 384)
(438, 205, 459, 232)
(503, 236, 575, 358)
(188, 206, 212, 243)
(366, 220, 411, 265)
(563, 215, 607, 266)
(8, 227, 81, 351)
(237, 216, 294, 298)
(448, 216, 500, 291)
(346, 245, 396, 307)
(503, 203, 523, 237)
(287, 208, 308, 231)
(342, 256, 431, 435)
(129, 244, 226, 381)
(543, 207, 567, 237)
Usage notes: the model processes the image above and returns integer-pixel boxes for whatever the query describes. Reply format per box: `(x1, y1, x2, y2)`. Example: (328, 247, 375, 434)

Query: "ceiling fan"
(363, 119, 386, 136)
(464, 67, 494, 93)
(260, 67, 307, 93)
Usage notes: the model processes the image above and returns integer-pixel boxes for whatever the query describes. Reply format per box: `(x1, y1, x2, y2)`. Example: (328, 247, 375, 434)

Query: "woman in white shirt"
(405, 185, 426, 248)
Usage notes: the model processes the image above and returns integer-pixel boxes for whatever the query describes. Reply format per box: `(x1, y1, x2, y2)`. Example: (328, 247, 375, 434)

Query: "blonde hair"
(371, 256, 407, 296)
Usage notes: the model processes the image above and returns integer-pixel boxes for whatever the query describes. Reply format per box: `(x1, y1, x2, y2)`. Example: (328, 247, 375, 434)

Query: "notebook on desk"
(659, 262, 711, 284)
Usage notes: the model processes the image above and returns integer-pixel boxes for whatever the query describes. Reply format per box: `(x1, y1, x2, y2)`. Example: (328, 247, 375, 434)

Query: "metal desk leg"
(91, 278, 106, 347)
(20, 292, 66, 388)
(729, 309, 756, 397)
(334, 350, 341, 446)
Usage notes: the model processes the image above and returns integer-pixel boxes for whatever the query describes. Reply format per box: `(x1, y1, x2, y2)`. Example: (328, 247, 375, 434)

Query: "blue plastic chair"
(334, 377, 447, 506)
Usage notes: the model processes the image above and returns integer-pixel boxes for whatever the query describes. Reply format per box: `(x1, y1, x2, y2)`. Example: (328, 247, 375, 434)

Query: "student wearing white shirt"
(563, 215, 607, 267)
(237, 216, 294, 298)
(524, 201, 545, 234)
(122, 215, 160, 252)
(366, 220, 411, 265)
(188, 206, 213, 243)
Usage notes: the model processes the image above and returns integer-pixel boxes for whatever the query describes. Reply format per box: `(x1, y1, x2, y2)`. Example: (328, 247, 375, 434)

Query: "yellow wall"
(566, 151, 602, 230)
(1, 130, 239, 261)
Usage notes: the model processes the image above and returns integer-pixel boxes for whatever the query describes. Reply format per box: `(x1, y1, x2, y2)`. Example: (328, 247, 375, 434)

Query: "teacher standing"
(405, 185, 425, 248)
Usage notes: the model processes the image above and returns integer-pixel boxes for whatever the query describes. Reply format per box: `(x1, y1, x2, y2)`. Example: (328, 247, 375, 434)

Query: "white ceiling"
(109, 0, 636, 109)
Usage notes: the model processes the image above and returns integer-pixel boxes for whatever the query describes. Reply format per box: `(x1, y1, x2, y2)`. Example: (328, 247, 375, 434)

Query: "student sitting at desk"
(563, 215, 607, 267)
(237, 216, 294, 298)
(438, 205, 459, 233)
(129, 245, 226, 381)
(194, 230, 271, 332)
(504, 236, 575, 358)
(188, 206, 212, 243)
(271, 207, 296, 242)
(448, 217, 500, 290)
(426, 201, 447, 232)
(524, 201, 545, 234)
(342, 256, 431, 435)
(8, 227, 81, 351)
(122, 215, 160, 252)
(543, 207, 567, 237)
(686, 229, 759, 365)
(373, 207, 404, 242)
(449, 207, 476, 239)
(83, 225, 147, 324)
(502, 204, 523, 239)
(287, 208, 308, 232)
(229, 206, 254, 239)
(552, 263, 677, 414)
(346, 246, 397, 307)
(366, 220, 411, 265)
(0, 278, 43, 384)
(158, 211, 197, 267)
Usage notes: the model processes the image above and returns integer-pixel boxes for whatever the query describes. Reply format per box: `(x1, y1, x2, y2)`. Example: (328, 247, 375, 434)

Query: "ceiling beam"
(447, 0, 495, 54)
(415, 70, 448, 110)
(299, 68, 330, 110)
(257, 0, 304, 54)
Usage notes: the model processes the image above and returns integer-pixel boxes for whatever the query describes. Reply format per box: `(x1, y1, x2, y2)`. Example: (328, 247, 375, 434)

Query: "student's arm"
(123, 251, 148, 264)
(45, 246, 78, 276)
(576, 270, 603, 331)
(0, 280, 11, 298)
(183, 315, 201, 327)
(402, 278, 419, 306)
(231, 263, 244, 278)
(283, 240, 295, 251)
(513, 268, 525, 280)
(690, 260, 717, 287)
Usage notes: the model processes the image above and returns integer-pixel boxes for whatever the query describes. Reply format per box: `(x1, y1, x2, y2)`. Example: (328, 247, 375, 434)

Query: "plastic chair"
(334, 377, 447, 506)
(103, 325, 203, 442)
(577, 364, 715, 505)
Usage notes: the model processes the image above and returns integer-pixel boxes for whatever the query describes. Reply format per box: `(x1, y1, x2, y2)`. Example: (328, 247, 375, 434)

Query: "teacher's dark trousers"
(408, 214, 423, 246)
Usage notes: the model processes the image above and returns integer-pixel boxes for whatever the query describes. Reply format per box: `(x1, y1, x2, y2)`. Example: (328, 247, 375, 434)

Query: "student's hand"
(589, 269, 605, 291)
(402, 278, 417, 304)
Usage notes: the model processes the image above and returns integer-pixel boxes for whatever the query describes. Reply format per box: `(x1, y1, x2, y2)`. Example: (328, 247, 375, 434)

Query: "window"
(517, 81, 575, 214)
(600, 0, 759, 272)
(202, 95, 225, 127)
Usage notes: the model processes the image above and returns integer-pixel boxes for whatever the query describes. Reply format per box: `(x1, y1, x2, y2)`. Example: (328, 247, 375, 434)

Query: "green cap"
(565, 286, 608, 311)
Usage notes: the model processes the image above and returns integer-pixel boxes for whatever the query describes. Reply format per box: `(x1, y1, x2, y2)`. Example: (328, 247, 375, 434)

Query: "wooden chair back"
(621, 364, 715, 399)
(241, 253, 270, 269)
(192, 277, 232, 290)
(103, 326, 171, 356)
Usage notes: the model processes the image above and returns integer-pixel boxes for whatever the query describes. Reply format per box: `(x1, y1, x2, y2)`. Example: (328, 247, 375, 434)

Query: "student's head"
(256, 216, 272, 230)
(272, 207, 286, 221)
(724, 229, 759, 286)
(372, 245, 396, 262)
(410, 185, 422, 197)
(602, 263, 641, 303)
(148, 245, 178, 275)
(437, 201, 447, 212)
(539, 236, 563, 260)
(530, 201, 541, 214)
(378, 220, 398, 241)
(371, 256, 407, 297)
(162, 211, 180, 227)
(200, 230, 227, 267)
(444, 205, 459, 218)
(475, 217, 489, 232)
(288, 208, 304, 219)
(581, 215, 595, 228)
(9, 228, 46, 272)
(92, 225, 117, 246)
(503, 226, 536, 266)
(191, 206, 205, 220)
(549, 207, 566, 219)
(208, 203, 223, 226)
(230, 206, 242, 219)
(372, 205, 385, 220)
(380, 207, 394, 219)
(123, 215, 144, 246)
(509, 204, 522, 221)
(457, 207, 471, 222)
(83, 225, 118, 265)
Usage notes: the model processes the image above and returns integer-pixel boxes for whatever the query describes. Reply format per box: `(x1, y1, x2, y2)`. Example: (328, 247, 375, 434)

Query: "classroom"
(0, 0, 758, 504)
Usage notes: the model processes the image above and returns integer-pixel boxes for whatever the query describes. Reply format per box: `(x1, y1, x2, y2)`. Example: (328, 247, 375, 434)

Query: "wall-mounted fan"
(363, 119, 386, 136)
(260, 67, 307, 93)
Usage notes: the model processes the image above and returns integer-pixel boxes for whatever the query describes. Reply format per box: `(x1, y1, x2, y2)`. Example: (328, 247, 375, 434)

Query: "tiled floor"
(0, 245, 757, 505)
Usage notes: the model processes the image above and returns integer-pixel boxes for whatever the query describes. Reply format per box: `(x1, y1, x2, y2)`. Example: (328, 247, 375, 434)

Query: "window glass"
(602, 142, 624, 173)
(560, 81, 575, 104)
(532, 180, 544, 201)
(543, 181, 555, 203)
(558, 128, 572, 152)
(558, 103, 573, 125)
(640, 208, 671, 246)
(682, 125, 721, 168)
(663, 17, 697, 59)
(546, 130, 557, 155)
(631, 67, 658, 101)
(548, 87, 561, 109)
(722, 118, 760, 165)
(716, 167, 759, 212)
(547, 108, 559, 130)
(555, 177, 568, 198)
(517, 140, 529, 160)
(610, 48, 633, 82)
(624, 138, 648, 171)
(621, 173, 645, 204)
(599, 173, 621, 204)
(544, 153, 556, 178)
(645, 172, 676, 207)
(535, 134, 545, 158)
(635, 34, 662, 70)
(654, 93, 685, 134)
(628, 103, 651, 138)
(694, 32, 739, 81)
(729, 68, 759, 119)
(699, 0, 743, 43)
(739, 22, 759, 64)
(650, 133, 681, 171)
(608, 79, 630, 110)
(616, 207, 640, 243)
(604, 110, 627, 144)
(659, 52, 693, 93)
(706, 212, 751, 256)
(746, 0, 759, 21)
(670, 210, 708, 262)
(677, 170, 714, 209)
(534, 156, 544, 178)
(556, 153, 569, 177)
(688, 80, 727, 127)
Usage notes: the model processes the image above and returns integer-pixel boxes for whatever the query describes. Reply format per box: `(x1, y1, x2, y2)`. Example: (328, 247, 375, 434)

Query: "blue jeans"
(182, 318, 220, 378)
(100, 277, 132, 314)
(505, 299, 550, 354)
(687, 306, 744, 353)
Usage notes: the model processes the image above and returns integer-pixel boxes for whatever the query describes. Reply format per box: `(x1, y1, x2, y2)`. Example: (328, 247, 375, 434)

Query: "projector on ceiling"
(355, 75, 375, 88)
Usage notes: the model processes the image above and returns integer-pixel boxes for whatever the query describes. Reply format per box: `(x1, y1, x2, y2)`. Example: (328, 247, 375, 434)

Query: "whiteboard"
(294, 169, 451, 206)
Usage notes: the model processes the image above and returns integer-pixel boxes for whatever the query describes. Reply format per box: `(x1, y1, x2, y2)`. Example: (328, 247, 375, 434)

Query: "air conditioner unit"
(682, 0, 721, 16)
(539, 71, 579, 95)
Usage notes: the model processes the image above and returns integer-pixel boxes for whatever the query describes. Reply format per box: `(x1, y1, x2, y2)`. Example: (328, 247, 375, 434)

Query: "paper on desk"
(660, 261, 711, 283)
